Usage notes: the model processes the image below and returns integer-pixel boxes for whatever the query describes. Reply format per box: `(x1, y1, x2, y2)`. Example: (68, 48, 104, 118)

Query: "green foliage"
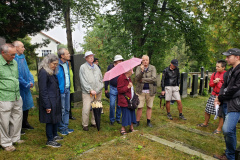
(0, 0, 62, 41)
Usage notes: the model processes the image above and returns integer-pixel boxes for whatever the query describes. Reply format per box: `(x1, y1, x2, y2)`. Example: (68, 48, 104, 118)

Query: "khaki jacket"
(135, 64, 157, 96)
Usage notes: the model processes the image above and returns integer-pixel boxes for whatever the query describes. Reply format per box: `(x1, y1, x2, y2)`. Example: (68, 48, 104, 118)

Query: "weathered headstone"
(180, 72, 188, 98)
(201, 67, 204, 78)
(188, 77, 191, 88)
(190, 74, 198, 97)
(199, 78, 204, 95)
(71, 54, 85, 102)
(0, 37, 6, 52)
(205, 76, 208, 89)
(156, 73, 161, 87)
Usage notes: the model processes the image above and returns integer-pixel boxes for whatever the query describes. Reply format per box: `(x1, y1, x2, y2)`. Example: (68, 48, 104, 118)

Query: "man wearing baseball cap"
(161, 59, 186, 120)
(105, 55, 124, 125)
(214, 48, 240, 160)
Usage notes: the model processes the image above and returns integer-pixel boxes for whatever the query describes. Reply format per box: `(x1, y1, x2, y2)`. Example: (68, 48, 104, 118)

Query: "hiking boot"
(167, 114, 173, 120)
(53, 136, 64, 141)
(179, 115, 187, 120)
(110, 121, 114, 125)
(46, 141, 61, 148)
(147, 122, 153, 128)
(69, 116, 76, 120)
(83, 126, 89, 131)
(134, 122, 140, 127)
(213, 154, 227, 160)
(4, 145, 16, 152)
(67, 128, 74, 133)
(59, 130, 69, 135)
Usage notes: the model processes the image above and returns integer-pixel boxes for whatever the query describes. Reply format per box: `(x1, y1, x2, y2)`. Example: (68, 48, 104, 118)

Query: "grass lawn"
(1, 71, 240, 159)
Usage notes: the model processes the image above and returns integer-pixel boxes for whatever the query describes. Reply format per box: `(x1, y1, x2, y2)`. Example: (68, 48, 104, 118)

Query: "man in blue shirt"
(57, 48, 73, 135)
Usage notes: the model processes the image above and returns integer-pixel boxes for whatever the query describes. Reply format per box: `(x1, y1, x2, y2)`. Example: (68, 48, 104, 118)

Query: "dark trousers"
(22, 110, 29, 127)
(46, 123, 58, 142)
(69, 93, 74, 118)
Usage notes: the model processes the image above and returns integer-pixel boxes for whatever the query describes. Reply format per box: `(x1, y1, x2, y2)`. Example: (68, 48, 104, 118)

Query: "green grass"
(1, 71, 239, 159)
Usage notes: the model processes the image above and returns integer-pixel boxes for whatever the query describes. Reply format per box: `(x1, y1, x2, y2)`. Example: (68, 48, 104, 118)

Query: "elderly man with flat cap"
(161, 59, 186, 120)
(105, 55, 124, 125)
(214, 48, 240, 160)
(79, 51, 104, 131)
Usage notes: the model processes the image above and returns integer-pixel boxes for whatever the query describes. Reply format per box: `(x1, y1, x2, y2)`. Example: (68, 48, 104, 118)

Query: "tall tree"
(102, 0, 209, 71)
(0, 0, 61, 42)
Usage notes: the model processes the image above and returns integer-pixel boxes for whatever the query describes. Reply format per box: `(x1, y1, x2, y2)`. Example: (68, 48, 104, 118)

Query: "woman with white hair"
(38, 54, 63, 148)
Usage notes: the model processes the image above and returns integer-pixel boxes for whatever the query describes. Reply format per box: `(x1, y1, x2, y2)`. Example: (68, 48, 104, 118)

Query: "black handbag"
(124, 93, 140, 110)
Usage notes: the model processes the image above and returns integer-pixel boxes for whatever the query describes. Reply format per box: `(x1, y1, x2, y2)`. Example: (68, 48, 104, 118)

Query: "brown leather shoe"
(4, 145, 16, 152)
(83, 126, 89, 131)
(91, 124, 97, 128)
(213, 154, 228, 160)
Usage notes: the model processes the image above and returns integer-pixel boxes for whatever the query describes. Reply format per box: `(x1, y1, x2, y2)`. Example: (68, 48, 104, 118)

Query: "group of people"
(1, 41, 240, 159)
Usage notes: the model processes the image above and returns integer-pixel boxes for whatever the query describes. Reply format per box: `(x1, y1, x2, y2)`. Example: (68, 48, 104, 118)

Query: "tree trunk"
(64, 1, 75, 55)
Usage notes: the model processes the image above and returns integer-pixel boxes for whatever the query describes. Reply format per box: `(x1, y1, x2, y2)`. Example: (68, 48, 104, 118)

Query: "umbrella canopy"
(103, 57, 142, 81)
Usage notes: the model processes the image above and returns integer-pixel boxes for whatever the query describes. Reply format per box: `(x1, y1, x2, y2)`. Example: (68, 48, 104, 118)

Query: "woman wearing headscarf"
(38, 54, 62, 148)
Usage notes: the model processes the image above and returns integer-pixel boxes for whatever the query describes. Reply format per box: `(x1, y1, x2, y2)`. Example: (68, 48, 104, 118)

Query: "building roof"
(40, 31, 61, 44)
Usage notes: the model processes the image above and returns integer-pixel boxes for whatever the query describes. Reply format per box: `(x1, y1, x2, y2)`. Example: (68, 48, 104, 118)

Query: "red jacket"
(209, 70, 226, 96)
(117, 74, 132, 107)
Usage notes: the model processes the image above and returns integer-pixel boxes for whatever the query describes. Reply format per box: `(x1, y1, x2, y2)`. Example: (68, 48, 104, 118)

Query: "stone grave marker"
(180, 72, 188, 98)
(190, 74, 198, 97)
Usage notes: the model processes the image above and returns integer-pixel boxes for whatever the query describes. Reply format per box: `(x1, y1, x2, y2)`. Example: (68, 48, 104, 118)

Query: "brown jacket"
(135, 64, 157, 96)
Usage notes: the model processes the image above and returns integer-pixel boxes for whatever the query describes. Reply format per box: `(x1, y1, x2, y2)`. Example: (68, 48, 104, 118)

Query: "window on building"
(42, 50, 52, 57)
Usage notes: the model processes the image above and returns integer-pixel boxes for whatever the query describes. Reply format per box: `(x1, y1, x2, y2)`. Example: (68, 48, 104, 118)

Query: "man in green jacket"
(135, 55, 157, 127)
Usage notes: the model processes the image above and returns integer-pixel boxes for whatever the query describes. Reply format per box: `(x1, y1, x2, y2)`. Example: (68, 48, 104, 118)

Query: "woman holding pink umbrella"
(117, 69, 137, 135)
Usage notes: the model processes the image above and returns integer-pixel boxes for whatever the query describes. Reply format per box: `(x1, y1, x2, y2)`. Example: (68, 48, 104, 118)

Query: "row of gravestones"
(35, 54, 210, 103)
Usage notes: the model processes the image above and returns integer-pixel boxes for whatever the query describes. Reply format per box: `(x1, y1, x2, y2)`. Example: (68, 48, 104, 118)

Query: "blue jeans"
(46, 123, 58, 141)
(58, 89, 70, 132)
(222, 103, 240, 160)
(109, 85, 121, 122)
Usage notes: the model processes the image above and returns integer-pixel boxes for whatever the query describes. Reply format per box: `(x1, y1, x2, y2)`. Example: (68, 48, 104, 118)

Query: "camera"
(158, 95, 165, 99)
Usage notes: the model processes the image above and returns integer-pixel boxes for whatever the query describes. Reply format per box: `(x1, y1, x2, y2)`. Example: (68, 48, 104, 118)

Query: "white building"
(30, 32, 61, 57)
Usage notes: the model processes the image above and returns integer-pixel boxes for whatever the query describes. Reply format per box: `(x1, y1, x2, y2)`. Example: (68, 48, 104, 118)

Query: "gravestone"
(199, 78, 204, 95)
(205, 76, 208, 89)
(180, 72, 188, 98)
(71, 54, 85, 102)
(156, 73, 161, 87)
(188, 77, 191, 88)
(190, 74, 198, 97)
(0, 37, 6, 52)
(209, 87, 212, 93)
(201, 67, 204, 78)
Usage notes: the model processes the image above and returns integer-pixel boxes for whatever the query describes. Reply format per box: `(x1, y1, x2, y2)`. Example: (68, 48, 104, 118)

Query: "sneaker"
(179, 115, 187, 120)
(22, 124, 34, 130)
(116, 121, 122, 124)
(91, 124, 97, 128)
(21, 130, 25, 135)
(110, 122, 114, 125)
(167, 114, 173, 120)
(59, 130, 69, 135)
(213, 154, 227, 160)
(53, 136, 64, 141)
(134, 122, 140, 127)
(4, 145, 16, 152)
(147, 122, 153, 128)
(46, 141, 61, 148)
(69, 116, 76, 120)
(67, 128, 74, 133)
(83, 126, 89, 131)
(13, 140, 25, 144)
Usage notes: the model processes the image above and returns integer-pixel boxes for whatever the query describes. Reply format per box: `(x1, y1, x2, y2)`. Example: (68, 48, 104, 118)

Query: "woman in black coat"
(38, 54, 62, 148)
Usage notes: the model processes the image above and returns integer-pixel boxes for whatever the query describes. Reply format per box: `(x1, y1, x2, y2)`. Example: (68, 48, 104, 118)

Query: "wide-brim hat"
(114, 55, 124, 62)
(84, 51, 95, 58)
(222, 48, 240, 56)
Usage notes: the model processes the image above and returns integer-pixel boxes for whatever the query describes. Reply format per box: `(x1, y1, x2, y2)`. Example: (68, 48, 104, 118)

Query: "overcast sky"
(43, 21, 86, 51)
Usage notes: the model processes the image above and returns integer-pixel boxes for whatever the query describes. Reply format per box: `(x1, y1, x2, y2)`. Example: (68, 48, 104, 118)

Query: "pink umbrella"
(103, 57, 142, 81)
